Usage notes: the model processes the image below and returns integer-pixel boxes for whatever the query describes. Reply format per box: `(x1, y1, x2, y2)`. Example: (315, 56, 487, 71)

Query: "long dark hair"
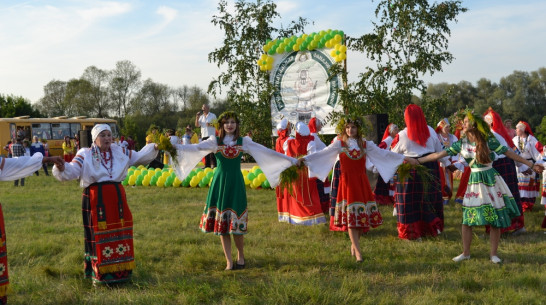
(466, 127, 491, 164)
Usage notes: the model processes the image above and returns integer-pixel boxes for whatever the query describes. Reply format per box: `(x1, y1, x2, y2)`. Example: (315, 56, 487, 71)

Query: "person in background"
(74, 133, 81, 150)
(435, 118, 459, 205)
(513, 121, 543, 212)
(182, 125, 199, 145)
(119, 136, 128, 149)
(126, 136, 136, 150)
(308, 117, 326, 151)
(62, 136, 75, 162)
(374, 123, 399, 206)
(42, 139, 50, 157)
(3, 141, 11, 158)
(10, 138, 26, 186)
(30, 136, 49, 176)
(53, 124, 158, 285)
(195, 104, 217, 168)
(504, 119, 516, 139)
(23, 140, 30, 157)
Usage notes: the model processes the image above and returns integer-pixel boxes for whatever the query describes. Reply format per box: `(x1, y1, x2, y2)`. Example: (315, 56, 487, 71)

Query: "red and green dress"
(304, 137, 405, 232)
(446, 137, 520, 227)
(199, 137, 248, 234)
(171, 135, 297, 235)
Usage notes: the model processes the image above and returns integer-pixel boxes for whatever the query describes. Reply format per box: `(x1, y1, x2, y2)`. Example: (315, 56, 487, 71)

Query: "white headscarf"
(295, 121, 310, 136)
(276, 118, 288, 130)
(91, 124, 111, 143)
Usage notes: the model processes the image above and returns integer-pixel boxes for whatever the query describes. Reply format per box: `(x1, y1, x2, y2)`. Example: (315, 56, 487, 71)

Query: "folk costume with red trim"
(53, 124, 158, 285)
(435, 118, 459, 204)
(513, 121, 543, 211)
(279, 122, 326, 225)
(304, 122, 406, 233)
(391, 105, 445, 240)
(483, 109, 525, 233)
(374, 123, 397, 205)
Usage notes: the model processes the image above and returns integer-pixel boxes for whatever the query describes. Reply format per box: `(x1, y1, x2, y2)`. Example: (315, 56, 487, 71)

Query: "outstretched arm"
(504, 149, 541, 172)
(416, 150, 449, 164)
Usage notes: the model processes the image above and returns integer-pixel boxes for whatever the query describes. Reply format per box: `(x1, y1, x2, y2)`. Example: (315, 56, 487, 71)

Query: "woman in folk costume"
(435, 118, 459, 205)
(308, 117, 327, 151)
(390, 104, 447, 240)
(418, 112, 539, 263)
(307, 117, 330, 212)
(53, 124, 158, 285)
(279, 122, 326, 225)
(373, 123, 399, 205)
(513, 121, 543, 212)
(170, 111, 296, 270)
(302, 116, 418, 262)
(274, 118, 293, 224)
(452, 117, 471, 204)
(483, 108, 525, 234)
(0, 153, 62, 303)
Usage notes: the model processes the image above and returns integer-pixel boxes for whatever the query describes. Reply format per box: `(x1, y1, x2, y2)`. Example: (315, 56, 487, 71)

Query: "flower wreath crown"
(212, 111, 240, 131)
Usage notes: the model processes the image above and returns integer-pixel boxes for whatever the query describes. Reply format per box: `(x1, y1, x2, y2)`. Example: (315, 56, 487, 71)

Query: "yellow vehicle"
(0, 116, 119, 157)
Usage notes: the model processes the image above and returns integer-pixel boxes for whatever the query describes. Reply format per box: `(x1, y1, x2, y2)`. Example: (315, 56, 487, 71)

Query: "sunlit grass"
(0, 171, 544, 304)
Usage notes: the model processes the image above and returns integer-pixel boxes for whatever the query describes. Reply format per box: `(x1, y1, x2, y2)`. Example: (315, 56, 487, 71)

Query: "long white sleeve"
(128, 143, 158, 167)
(171, 137, 217, 181)
(304, 140, 343, 181)
(0, 154, 43, 181)
(242, 136, 297, 188)
(365, 140, 405, 182)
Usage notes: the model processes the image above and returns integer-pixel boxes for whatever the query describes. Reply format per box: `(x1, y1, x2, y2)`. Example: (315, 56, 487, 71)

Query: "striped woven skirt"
(83, 182, 134, 284)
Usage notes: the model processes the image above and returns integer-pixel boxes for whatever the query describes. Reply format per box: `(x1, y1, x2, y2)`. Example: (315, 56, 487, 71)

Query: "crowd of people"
(0, 103, 544, 302)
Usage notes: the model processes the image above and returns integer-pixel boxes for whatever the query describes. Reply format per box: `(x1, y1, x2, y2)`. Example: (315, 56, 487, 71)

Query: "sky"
(1, 0, 545, 104)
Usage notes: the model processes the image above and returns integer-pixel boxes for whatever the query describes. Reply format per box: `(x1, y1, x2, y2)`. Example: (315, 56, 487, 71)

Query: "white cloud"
(77, 1, 132, 22)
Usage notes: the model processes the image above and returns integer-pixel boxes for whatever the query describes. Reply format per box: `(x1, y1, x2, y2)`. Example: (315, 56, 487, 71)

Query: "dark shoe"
(234, 263, 245, 270)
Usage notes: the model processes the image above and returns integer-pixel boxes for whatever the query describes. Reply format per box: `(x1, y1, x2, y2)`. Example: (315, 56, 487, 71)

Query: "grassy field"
(0, 169, 545, 304)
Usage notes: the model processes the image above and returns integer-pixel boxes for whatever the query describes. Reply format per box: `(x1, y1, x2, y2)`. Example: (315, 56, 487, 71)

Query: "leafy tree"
(36, 80, 67, 117)
(64, 78, 94, 117)
(131, 79, 175, 116)
(208, 0, 309, 146)
(82, 65, 111, 117)
(0, 94, 42, 118)
(109, 60, 142, 118)
(336, 0, 467, 127)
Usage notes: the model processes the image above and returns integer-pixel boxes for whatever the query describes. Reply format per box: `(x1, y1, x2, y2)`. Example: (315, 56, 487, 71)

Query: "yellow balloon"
(133, 170, 141, 176)
(241, 169, 249, 176)
(157, 177, 165, 187)
(293, 44, 300, 52)
(252, 179, 261, 188)
(250, 182, 258, 189)
(257, 173, 266, 183)
(266, 56, 274, 64)
(339, 53, 347, 60)
(155, 168, 161, 172)
(334, 34, 342, 42)
(204, 168, 213, 174)
(190, 177, 199, 187)
(330, 49, 337, 57)
(251, 166, 260, 172)
(142, 178, 150, 186)
(340, 45, 347, 52)
(244, 177, 251, 185)
(197, 172, 205, 180)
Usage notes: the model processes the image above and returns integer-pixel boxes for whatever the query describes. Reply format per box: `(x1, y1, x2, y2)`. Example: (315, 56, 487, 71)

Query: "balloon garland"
(258, 29, 346, 71)
(122, 164, 272, 189)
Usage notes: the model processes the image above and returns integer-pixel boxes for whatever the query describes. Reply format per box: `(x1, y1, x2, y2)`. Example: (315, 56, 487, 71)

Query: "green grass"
(0, 171, 545, 304)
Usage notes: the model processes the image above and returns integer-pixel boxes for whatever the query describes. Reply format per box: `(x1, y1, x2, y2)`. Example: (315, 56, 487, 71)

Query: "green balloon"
(182, 180, 190, 187)
(247, 173, 256, 180)
(150, 176, 158, 186)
